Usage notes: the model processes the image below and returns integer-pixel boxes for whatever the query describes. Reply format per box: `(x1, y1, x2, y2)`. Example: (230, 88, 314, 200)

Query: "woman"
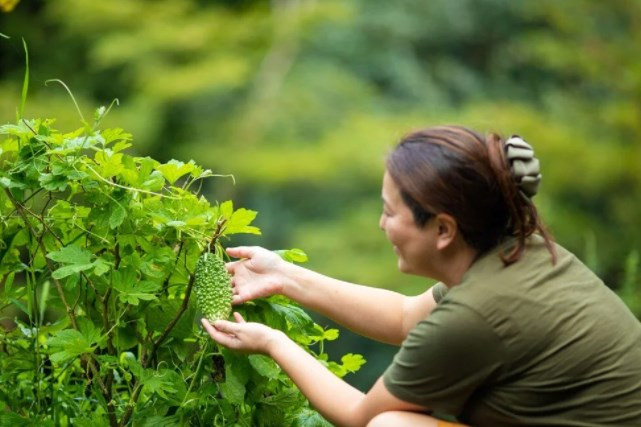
(201, 126, 641, 426)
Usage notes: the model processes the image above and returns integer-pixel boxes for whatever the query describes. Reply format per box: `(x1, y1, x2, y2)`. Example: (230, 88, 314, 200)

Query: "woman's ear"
(434, 213, 458, 251)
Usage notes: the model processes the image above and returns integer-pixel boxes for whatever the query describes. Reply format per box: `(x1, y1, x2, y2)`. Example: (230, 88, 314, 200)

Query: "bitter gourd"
(194, 252, 233, 323)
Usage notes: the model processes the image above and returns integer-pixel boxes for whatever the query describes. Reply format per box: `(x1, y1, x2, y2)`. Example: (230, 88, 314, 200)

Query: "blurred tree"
(1, 0, 640, 391)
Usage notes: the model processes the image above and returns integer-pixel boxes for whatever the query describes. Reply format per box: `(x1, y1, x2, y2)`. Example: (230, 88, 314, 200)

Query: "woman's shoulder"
(456, 234, 588, 291)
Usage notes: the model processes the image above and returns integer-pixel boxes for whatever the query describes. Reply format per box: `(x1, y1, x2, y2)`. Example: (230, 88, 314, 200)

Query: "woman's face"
(379, 171, 438, 276)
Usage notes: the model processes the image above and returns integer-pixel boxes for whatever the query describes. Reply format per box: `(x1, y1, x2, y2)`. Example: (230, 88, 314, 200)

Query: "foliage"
(0, 108, 364, 425)
(1, 0, 640, 391)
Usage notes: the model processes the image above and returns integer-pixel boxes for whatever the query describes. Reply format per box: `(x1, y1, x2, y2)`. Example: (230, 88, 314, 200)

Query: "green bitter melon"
(194, 252, 233, 323)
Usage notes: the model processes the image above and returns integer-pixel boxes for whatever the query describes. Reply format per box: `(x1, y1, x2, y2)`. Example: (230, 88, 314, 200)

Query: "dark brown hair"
(386, 125, 556, 265)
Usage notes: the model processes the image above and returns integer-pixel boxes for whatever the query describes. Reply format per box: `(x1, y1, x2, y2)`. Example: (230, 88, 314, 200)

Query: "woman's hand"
(226, 246, 294, 304)
(201, 313, 284, 355)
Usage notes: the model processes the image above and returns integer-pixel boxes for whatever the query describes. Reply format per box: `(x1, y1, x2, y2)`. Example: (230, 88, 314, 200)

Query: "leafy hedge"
(0, 109, 364, 426)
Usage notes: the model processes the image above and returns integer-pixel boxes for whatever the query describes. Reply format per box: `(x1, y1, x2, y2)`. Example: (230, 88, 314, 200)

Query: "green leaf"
(291, 409, 333, 427)
(248, 355, 280, 379)
(138, 416, 181, 427)
(322, 328, 339, 341)
(224, 208, 261, 235)
(51, 263, 96, 279)
(0, 176, 26, 189)
(47, 246, 92, 265)
(78, 318, 102, 344)
(93, 257, 112, 276)
(259, 387, 301, 409)
(142, 368, 178, 399)
(113, 268, 160, 305)
(69, 415, 111, 427)
(0, 411, 34, 427)
(46, 329, 95, 362)
(340, 353, 366, 374)
(38, 172, 68, 191)
(102, 128, 133, 146)
(47, 246, 96, 279)
(109, 203, 127, 229)
(157, 159, 196, 184)
(266, 297, 314, 331)
(275, 248, 309, 263)
(219, 200, 234, 219)
(94, 150, 124, 178)
(220, 365, 246, 404)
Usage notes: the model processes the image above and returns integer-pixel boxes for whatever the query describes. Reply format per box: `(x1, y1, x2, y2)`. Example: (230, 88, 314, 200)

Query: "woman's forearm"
(280, 263, 407, 345)
(268, 331, 368, 427)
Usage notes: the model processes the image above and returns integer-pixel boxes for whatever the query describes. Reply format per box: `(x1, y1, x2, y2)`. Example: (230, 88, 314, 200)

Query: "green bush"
(0, 110, 363, 426)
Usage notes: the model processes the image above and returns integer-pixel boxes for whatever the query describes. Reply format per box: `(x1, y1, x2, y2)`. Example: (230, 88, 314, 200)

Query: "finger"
(201, 319, 237, 347)
(225, 260, 242, 274)
(233, 312, 246, 323)
(232, 294, 244, 305)
(213, 319, 240, 335)
(226, 246, 257, 260)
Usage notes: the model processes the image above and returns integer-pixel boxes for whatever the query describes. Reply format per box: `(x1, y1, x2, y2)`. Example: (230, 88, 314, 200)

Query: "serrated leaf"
(109, 203, 127, 229)
(47, 246, 92, 265)
(102, 128, 133, 145)
(291, 409, 332, 427)
(248, 354, 280, 379)
(52, 263, 96, 279)
(323, 328, 339, 341)
(0, 176, 26, 189)
(39, 172, 68, 191)
(266, 297, 314, 331)
(47, 329, 95, 362)
(142, 368, 178, 399)
(219, 200, 234, 218)
(114, 279, 160, 305)
(340, 353, 366, 374)
(156, 159, 196, 184)
(220, 365, 246, 404)
(95, 150, 124, 178)
(138, 415, 181, 427)
(259, 387, 301, 408)
(166, 220, 186, 228)
(47, 246, 96, 279)
(224, 208, 261, 235)
(141, 170, 165, 191)
(77, 318, 102, 347)
(93, 258, 111, 276)
(275, 248, 308, 263)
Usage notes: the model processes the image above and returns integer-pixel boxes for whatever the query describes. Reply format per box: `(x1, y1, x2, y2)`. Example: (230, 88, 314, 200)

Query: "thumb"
(233, 312, 246, 323)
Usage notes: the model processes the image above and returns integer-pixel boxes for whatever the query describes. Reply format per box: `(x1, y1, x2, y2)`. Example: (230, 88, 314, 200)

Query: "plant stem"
(4, 188, 117, 424)
(118, 382, 143, 427)
(145, 273, 196, 366)
(181, 333, 208, 407)
(3, 188, 77, 329)
(120, 271, 197, 425)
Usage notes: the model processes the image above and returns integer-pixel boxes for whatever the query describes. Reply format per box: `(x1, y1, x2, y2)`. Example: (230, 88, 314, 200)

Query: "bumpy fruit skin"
(194, 252, 233, 323)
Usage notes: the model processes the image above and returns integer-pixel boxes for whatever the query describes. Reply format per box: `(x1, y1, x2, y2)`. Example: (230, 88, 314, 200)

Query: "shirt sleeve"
(383, 301, 505, 415)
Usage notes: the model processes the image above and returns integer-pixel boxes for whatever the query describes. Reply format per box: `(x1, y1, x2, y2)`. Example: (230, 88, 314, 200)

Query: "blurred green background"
(2, 0, 640, 391)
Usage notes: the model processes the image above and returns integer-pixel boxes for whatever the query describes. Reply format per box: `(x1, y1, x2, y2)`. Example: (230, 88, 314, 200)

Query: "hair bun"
(505, 135, 541, 198)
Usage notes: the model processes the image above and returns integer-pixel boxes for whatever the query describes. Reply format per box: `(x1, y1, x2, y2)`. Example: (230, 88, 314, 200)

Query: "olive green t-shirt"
(383, 236, 641, 426)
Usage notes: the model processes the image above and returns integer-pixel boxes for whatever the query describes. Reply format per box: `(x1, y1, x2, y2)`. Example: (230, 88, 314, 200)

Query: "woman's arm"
(227, 246, 439, 345)
(283, 264, 439, 345)
(201, 315, 427, 427)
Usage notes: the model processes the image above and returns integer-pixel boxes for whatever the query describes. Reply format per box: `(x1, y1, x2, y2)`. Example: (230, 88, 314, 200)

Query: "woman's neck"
(436, 240, 479, 287)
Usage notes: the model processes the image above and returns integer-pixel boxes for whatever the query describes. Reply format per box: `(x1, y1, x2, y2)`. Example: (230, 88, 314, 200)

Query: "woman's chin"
(397, 258, 411, 274)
